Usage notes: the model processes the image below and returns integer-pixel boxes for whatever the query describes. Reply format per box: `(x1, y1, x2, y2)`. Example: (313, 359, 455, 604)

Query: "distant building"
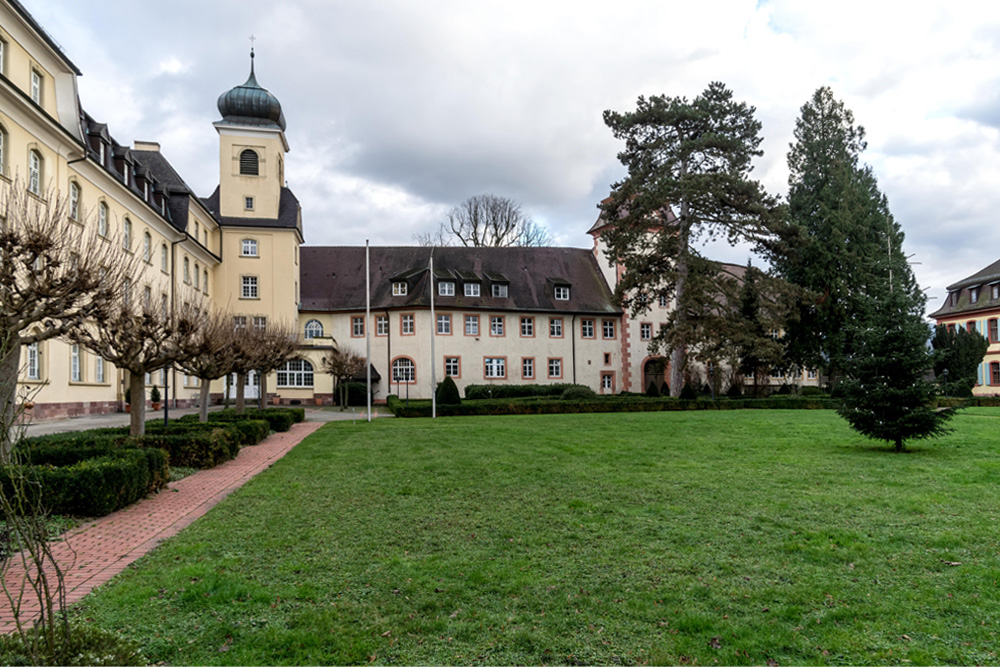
(930, 258, 1000, 395)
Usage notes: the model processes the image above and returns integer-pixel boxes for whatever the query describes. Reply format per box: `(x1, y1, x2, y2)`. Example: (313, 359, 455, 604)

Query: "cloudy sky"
(28, 0, 1000, 316)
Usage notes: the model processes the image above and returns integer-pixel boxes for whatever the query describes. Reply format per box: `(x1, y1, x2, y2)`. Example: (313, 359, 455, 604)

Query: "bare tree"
(70, 295, 204, 436)
(230, 320, 299, 413)
(416, 194, 551, 247)
(176, 310, 239, 423)
(321, 347, 366, 410)
(0, 179, 137, 460)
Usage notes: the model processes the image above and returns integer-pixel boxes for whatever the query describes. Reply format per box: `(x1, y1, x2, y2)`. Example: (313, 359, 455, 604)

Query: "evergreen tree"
(836, 238, 951, 452)
(601, 82, 780, 396)
(436, 376, 462, 405)
(932, 325, 989, 397)
(730, 263, 786, 398)
(772, 87, 902, 386)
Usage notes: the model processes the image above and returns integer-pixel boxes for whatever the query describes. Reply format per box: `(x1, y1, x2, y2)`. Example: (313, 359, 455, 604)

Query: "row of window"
(946, 318, 1000, 343)
(340, 314, 621, 339)
(951, 284, 1000, 307)
(23, 343, 107, 384)
(394, 281, 518, 299)
(389, 355, 610, 385)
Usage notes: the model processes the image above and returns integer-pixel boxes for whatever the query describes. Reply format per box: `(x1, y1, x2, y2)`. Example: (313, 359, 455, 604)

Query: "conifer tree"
(601, 82, 779, 396)
(931, 325, 989, 397)
(773, 87, 901, 386)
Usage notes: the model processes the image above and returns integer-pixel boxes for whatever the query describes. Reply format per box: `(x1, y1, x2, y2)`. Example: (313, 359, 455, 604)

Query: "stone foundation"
(22, 401, 121, 422)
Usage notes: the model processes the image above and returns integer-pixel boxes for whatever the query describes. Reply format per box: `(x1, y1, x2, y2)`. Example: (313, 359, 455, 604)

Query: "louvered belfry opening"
(239, 148, 259, 175)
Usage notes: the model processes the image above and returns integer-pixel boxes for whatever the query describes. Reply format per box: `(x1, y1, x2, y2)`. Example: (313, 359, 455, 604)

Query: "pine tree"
(836, 238, 951, 452)
(772, 87, 900, 385)
(730, 263, 786, 398)
(600, 82, 780, 396)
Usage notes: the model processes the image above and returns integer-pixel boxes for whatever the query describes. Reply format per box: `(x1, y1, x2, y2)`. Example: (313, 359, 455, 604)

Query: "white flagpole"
(365, 240, 372, 423)
(430, 248, 437, 419)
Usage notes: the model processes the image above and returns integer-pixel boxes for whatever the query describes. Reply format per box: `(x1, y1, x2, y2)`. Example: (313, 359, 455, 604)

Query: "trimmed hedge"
(202, 408, 298, 432)
(464, 383, 582, 400)
(387, 395, 839, 418)
(1, 447, 168, 517)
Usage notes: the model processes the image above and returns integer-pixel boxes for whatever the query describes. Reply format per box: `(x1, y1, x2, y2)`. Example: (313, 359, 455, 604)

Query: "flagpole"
(365, 240, 372, 423)
(430, 248, 437, 419)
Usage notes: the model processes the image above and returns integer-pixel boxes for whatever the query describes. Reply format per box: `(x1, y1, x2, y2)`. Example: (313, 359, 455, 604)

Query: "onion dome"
(216, 49, 286, 131)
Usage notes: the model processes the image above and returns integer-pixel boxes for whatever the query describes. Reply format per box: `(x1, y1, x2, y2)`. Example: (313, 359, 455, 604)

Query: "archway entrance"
(643, 357, 668, 393)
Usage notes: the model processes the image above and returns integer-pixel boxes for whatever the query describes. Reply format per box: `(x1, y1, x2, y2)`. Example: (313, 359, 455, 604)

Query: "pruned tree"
(0, 179, 137, 460)
(415, 194, 551, 247)
(70, 294, 204, 436)
(230, 319, 299, 413)
(177, 310, 239, 422)
(932, 325, 989, 397)
(321, 347, 366, 409)
(600, 82, 780, 396)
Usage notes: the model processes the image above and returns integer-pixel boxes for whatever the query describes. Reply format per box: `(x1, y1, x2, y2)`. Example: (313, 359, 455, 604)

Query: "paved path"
(1, 420, 325, 633)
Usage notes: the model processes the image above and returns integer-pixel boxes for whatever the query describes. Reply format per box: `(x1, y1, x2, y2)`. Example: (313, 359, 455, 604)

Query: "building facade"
(930, 257, 1000, 396)
(7, 0, 815, 415)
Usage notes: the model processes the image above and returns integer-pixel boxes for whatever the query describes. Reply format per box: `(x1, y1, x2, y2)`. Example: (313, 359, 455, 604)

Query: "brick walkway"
(0, 420, 323, 633)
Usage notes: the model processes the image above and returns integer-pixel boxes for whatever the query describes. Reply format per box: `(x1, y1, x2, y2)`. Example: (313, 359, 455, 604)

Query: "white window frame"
(520, 317, 534, 337)
(437, 314, 451, 334)
(522, 357, 534, 379)
(241, 275, 259, 299)
(548, 358, 562, 378)
(352, 316, 365, 337)
(550, 318, 563, 337)
(445, 357, 460, 377)
(98, 202, 108, 237)
(277, 359, 314, 388)
(30, 69, 41, 105)
(376, 315, 389, 336)
(582, 319, 595, 338)
(484, 357, 506, 379)
(492, 283, 508, 298)
(554, 285, 570, 301)
(602, 319, 616, 339)
(465, 315, 479, 336)
(123, 218, 132, 250)
(640, 323, 652, 341)
(26, 343, 40, 380)
(401, 314, 414, 335)
(490, 316, 504, 336)
(392, 358, 415, 383)
(242, 238, 258, 257)
(160, 244, 168, 271)
(438, 281, 455, 297)
(304, 319, 324, 339)
(183, 257, 190, 283)
(70, 344, 81, 382)
(393, 282, 408, 296)
(69, 182, 80, 220)
(28, 150, 41, 195)
(95, 356, 105, 384)
(143, 232, 151, 261)
(465, 282, 481, 297)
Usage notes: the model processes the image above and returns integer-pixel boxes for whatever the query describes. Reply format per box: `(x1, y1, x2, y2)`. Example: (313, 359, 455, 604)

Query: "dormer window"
(393, 281, 408, 296)
(438, 281, 455, 296)
(492, 283, 509, 298)
(122, 166, 129, 186)
(950, 292, 958, 306)
(993, 284, 999, 300)
(98, 142, 105, 164)
(464, 282, 480, 297)
(143, 181, 149, 200)
(971, 287, 980, 304)
(554, 285, 570, 301)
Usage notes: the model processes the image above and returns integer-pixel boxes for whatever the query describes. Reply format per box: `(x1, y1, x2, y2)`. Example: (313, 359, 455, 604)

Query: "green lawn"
(75, 410, 1000, 665)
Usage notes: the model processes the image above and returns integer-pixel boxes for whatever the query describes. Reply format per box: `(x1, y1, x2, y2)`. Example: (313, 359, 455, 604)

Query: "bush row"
(386, 395, 839, 417)
(463, 383, 585, 400)
(178, 407, 304, 432)
(1, 447, 168, 517)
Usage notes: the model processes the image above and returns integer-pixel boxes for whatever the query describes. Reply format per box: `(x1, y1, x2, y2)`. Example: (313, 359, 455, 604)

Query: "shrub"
(645, 381, 661, 397)
(800, 386, 827, 397)
(464, 383, 577, 400)
(436, 377, 462, 405)
(136, 429, 238, 468)
(339, 382, 372, 407)
(561, 385, 597, 401)
(209, 408, 295, 432)
(660, 381, 670, 396)
(679, 383, 698, 400)
(726, 383, 743, 398)
(1, 448, 168, 517)
(150, 385, 161, 403)
(0, 623, 145, 666)
(775, 384, 793, 395)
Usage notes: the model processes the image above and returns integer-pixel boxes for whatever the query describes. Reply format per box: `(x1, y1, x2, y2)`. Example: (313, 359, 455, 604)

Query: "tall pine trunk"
(128, 372, 146, 436)
(199, 382, 211, 423)
(669, 200, 691, 398)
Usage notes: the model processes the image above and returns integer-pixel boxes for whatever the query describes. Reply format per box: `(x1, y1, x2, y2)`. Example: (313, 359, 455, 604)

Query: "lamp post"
(942, 368, 949, 399)
(708, 362, 715, 401)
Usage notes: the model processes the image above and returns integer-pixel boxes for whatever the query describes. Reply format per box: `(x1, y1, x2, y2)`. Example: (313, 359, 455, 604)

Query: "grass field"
(74, 410, 1000, 665)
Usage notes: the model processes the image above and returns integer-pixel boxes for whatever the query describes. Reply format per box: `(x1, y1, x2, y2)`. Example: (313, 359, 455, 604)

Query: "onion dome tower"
(216, 49, 286, 131)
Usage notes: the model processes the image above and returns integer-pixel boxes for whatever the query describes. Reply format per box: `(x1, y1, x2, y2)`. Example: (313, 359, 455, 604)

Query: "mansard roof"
(929, 257, 1000, 319)
(300, 246, 620, 315)
(200, 186, 303, 238)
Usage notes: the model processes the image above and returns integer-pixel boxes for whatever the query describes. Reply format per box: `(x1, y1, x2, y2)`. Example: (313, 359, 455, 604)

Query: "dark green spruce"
(932, 325, 989, 397)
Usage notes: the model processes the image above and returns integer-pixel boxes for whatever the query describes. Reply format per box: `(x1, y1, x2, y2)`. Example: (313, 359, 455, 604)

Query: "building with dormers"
(6, 0, 816, 416)
(930, 258, 1000, 395)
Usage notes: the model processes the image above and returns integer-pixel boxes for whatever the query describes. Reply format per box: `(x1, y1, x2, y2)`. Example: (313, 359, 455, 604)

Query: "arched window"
(26, 342, 40, 380)
(239, 149, 259, 176)
(28, 149, 41, 194)
(183, 257, 190, 283)
(203, 269, 209, 294)
(241, 238, 258, 257)
(123, 218, 132, 250)
(98, 202, 108, 237)
(194, 262, 200, 289)
(143, 232, 151, 261)
(69, 182, 80, 220)
(304, 320, 323, 339)
(392, 357, 415, 383)
(276, 359, 314, 387)
(0, 124, 6, 176)
(161, 244, 168, 271)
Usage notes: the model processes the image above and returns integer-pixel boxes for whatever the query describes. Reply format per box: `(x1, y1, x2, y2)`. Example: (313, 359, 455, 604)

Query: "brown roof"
(300, 246, 621, 315)
(929, 257, 1000, 319)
